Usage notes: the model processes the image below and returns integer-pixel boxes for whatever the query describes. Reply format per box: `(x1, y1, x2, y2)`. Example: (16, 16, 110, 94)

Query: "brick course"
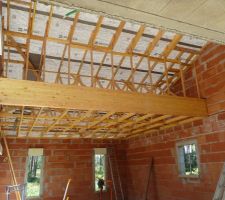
(125, 43, 225, 200)
(0, 138, 126, 200)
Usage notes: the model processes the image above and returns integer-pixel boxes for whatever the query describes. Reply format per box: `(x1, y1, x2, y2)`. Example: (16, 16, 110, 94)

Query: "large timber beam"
(0, 78, 208, 117)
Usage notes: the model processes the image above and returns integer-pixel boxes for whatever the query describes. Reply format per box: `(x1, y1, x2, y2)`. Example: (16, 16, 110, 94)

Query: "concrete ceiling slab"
(42, 0, 225, 44)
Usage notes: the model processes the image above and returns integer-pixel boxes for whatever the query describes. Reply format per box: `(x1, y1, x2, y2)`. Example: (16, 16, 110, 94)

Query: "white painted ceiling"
(42, 0, 225, 44)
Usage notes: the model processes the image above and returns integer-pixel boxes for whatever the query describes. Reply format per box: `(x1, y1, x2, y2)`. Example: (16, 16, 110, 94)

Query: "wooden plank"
(76, 16, 104, 77)
(63, 110, 93, 135)
(0, 78, 208, 117)
(44, 109, 68, 134)
(4, 30, 191, 67)
(27, 107, 43, 136)
(95, 21, 125, 81)
(80, 112, 115, 134)
(3, 136, 22, 200)
(120, 113, 154, 129)
(55, 13, 80, 83)
(7, 35, 41, 80)
(17, 106, 24, 136)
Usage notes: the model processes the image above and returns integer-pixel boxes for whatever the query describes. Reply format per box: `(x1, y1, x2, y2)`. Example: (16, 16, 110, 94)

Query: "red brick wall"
(125, 43, 225, 200)
(1, 43, 225, 200)
(0, 138, 126, 200)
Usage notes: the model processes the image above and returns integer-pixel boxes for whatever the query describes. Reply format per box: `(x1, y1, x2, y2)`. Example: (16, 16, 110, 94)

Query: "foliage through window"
(26, 149, 44, 198)
(94, 148, 106, 191)
(177, 141, 199, 176)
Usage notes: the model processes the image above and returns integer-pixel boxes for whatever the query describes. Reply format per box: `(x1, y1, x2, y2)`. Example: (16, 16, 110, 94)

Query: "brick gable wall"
(125, 43, 225, 200)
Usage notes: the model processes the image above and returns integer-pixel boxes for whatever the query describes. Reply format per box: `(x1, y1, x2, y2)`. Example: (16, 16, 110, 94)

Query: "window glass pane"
(26, 155, 43, 197)
(178, 143, 199, 176)
(94, 154, 106, 191)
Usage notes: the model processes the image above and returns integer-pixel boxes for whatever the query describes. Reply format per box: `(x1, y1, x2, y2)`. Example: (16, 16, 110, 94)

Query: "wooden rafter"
(55, 12, 80, 83)
(24, 1, 33, 80)
(44, 109, 68, 134)
(27, 107, 43, 136)
(80, 112, 115, 135)
(137, 34, 182, 91)
(123, 30, 165, 90)
(7, 35, 41, 80)
(75, 16, 104, 85)
(39, 5, 53, 81)
(1, 1, 208, 139)
(108, 25, 145, 89)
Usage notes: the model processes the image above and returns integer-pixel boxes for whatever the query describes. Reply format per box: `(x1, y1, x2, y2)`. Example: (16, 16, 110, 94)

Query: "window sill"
(179, 175, 199, 179)
(179, 175, 200, 183)
(26, 196, 42, 200)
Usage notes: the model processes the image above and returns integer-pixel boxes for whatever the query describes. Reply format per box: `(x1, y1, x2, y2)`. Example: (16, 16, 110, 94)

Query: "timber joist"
(0, 78, 207, 139)
(0, 0, 208, 138)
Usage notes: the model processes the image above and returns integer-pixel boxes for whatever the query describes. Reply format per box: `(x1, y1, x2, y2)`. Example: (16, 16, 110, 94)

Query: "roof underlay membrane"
(0, 0, 208, 139)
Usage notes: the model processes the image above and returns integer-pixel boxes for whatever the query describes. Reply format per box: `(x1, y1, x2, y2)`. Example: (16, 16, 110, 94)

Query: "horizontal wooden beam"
(0, 78, 208, 117)
(4, 30, 191, 67)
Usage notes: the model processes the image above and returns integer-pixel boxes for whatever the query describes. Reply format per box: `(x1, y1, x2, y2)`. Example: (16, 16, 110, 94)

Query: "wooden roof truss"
(0, 0, 208, 139)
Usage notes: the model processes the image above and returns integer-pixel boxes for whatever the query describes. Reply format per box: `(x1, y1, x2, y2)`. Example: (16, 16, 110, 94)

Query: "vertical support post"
(111, 51, 114, 90)
(147, 58, 154, 93)
(0, 0, 3, 77)
(68, 40, 71, 85)
(164, 58, 170, 94)
(2, 133, 22, 200)
(180, 66, 186, 97)
(90, 50, 94, 87)
(193, 63, 200, 98)
(130, 55, 134, 87)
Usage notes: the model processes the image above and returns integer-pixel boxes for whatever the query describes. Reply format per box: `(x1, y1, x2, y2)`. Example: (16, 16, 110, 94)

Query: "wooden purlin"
(4, 30, 191, 67)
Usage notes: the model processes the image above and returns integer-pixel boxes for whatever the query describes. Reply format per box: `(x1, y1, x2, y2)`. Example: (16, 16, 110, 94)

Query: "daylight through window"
(26, 148, 44, 198)
(94, 148, 107, 191)
(177, 141, 199, 176)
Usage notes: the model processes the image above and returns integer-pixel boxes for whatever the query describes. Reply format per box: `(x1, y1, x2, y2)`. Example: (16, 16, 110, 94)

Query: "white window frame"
(25, 148, 44, 199)
(176, 140, 200, 178)
(93, 148, 107, 192)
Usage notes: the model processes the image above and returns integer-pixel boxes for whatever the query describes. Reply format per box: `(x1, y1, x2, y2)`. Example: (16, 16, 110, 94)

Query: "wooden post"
(164, 58, 170, 94)
(63, 179, 71, 200)
(180, 66, 186, 97)
(2, 133, 22, 200)
(0, 0, 3, 77)
(193, 63, 200, 98)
